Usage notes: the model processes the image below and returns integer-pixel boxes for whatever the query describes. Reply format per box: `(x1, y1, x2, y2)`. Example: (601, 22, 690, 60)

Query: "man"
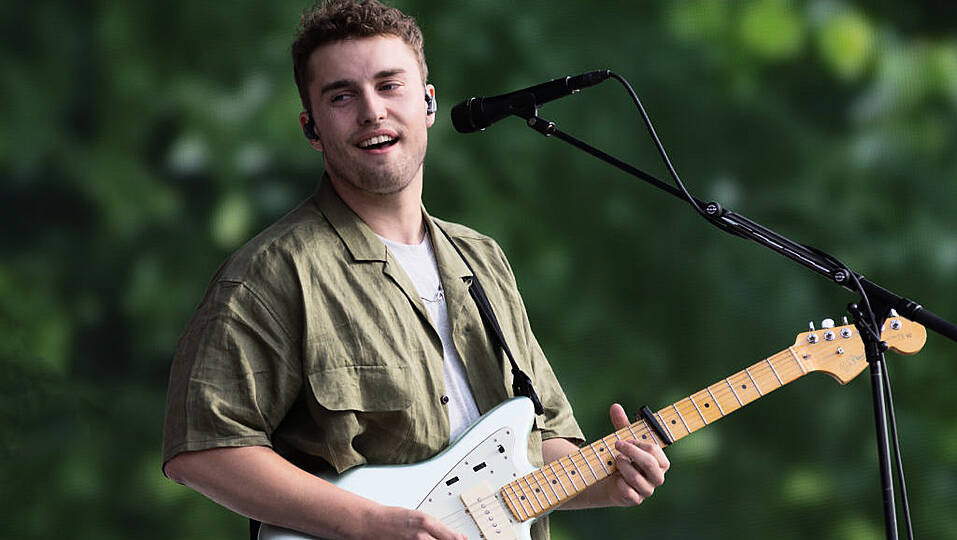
(162, 1, 669, 539)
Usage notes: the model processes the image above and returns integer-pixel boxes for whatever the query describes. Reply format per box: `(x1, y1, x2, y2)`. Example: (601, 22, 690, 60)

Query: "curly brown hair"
(292, 0, 428, 114)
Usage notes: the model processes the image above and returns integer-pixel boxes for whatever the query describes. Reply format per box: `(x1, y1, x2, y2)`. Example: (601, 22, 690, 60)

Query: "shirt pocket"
(305, 365, 417, 472)
(307, 365, 413, 412)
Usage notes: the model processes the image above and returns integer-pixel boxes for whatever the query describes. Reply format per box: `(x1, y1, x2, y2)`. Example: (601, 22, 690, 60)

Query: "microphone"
(451, 69, 611, 133)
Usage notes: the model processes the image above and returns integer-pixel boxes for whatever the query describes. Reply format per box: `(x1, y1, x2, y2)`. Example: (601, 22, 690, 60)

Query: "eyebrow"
(319, 68, 408, 96)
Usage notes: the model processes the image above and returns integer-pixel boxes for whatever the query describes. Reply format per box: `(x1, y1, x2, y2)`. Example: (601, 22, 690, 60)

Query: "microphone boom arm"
(520, 111, 957, 342)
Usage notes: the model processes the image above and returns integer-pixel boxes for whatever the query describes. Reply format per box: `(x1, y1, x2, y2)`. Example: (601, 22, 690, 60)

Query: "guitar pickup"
(472, 462, 487, 472)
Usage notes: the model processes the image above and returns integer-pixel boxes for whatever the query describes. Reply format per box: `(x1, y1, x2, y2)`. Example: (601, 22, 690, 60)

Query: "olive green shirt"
(162, 180, 583, 538)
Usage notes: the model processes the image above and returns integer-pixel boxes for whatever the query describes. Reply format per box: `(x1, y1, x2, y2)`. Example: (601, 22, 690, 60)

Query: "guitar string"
(435, 360, 795, 529)
(432, 340, 834, 528)
(434, 323, 897, 529)
(431, 439, 630, 527)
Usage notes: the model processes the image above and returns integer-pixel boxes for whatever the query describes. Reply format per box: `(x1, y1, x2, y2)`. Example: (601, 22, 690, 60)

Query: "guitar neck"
(500, 346, 810, 521)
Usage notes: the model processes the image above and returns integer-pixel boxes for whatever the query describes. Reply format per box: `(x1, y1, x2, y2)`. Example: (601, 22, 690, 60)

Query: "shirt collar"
(314, 176, 388, 262)
(314, 176, 474, 282)
(423, 210, 473, 282)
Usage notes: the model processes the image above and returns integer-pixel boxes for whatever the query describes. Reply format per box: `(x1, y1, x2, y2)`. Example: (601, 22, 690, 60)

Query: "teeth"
(358, 135, 395, 148)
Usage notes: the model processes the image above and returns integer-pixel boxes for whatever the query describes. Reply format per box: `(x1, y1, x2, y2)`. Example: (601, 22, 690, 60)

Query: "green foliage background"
(2, 1, 956, 538)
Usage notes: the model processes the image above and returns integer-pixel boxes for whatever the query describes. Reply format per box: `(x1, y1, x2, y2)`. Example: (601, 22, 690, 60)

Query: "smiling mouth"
(357, 135, 399, 150)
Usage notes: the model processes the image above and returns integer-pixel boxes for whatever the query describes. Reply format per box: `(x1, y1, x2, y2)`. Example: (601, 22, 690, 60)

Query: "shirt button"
(440, 395, 450, 405)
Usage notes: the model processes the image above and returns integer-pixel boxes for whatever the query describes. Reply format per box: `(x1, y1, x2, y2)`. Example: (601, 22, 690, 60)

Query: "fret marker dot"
(704, 403, 710, 408)
(570, 471, 576, 475)
(552, 480, 557, 484)
(742, 384, 747, 389)
(642, 435, 647, 439)
(520, 496, 525, 500)
(671, 419, 677, 425)
(607, 461, 613, 466)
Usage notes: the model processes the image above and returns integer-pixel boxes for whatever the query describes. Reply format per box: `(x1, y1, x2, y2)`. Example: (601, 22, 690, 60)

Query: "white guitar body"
(258, 398, 538, 540)
(256, 316, 928, 540)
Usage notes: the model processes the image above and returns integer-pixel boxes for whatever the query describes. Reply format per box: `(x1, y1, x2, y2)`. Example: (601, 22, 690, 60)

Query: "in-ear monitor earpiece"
(302, 114, 319, 141)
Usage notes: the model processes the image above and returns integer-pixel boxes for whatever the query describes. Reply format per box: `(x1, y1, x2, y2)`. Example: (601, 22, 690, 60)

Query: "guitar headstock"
(792, 315, 927, 384)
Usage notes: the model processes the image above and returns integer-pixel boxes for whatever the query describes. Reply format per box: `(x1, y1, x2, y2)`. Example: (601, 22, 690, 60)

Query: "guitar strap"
(249, 223, 545, 540)
(434, 223, 544, 416)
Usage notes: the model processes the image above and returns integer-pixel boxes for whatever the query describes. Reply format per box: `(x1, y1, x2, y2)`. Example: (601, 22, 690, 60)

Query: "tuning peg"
(821, 318, 835, 329)
(808, 321, 815, 331)
(890, 308, 899, 317)
(843, 316, 849, 325)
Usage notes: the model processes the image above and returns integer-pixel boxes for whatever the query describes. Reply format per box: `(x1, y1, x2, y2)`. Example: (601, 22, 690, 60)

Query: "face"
(300, 35, 435, 197)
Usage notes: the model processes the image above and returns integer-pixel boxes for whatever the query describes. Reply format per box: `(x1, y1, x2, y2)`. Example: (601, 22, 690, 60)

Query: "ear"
(425, 84, 436, 128)
(299, 111, 323, 151)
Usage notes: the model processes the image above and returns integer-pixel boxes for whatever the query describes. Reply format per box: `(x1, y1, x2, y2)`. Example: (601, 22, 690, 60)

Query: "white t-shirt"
(379, 232, 482, 441)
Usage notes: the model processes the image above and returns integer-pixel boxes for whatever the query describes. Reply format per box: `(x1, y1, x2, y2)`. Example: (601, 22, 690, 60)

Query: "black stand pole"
(848, 302, 898, 539)
(513, 108, 955, 538)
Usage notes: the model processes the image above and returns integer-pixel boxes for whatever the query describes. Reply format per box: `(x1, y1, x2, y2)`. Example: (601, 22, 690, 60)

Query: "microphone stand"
(514, 106, 957, 539)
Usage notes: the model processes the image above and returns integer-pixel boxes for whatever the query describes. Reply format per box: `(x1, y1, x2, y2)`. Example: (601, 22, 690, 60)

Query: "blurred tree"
(1, 0, 955, 538)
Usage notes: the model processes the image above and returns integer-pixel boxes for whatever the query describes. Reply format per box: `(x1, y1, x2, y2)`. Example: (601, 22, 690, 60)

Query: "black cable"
(608, 70, 913, 538)
(607, 72, 710, 221)
(882, 359, 915, 540)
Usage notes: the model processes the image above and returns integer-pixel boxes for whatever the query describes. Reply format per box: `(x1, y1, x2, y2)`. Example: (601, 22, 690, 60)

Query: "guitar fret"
(626, 423, 644, 444)
(591, 444, 611, 475)
(766, 358, 784, 385)
(548, 463, 570, 498)
(639, 419, 661, 446)
(531, 471, 553, 506)
(543, 464, 561, 501)
(788, 346, 808, 374)
(726, 377, 744, 406)
(611, 430, 624, 446)
(672, 404, 691, 433)
(706, 386, 726, 415)
(689, 395, 708, 425)
(520, 476, 544, 514)
(579, 449, 599, 482)
(524, 475, 546, 513)
(599, 437, 617, 468)
(502, 488, 525, 521)
(745, 367, 764, 395)
(559, 458, 578, 491)
(507, 482, 532, 520)
(655, 412, 677, 443)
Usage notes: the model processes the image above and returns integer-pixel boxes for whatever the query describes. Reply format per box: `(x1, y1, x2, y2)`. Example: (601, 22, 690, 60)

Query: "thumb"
(609, 403, 631, 431)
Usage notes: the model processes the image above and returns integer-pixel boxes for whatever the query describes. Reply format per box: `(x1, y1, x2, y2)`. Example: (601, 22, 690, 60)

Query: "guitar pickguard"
(259, 398, 539, 540)
(417, 427, 521, 537)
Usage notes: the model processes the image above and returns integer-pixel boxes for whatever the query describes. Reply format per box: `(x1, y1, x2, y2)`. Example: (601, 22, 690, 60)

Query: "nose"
(357, 90, 387, 125)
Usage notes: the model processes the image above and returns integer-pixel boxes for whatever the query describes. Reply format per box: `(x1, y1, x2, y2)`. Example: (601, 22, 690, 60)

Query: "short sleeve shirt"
(162, 180, 584, 539)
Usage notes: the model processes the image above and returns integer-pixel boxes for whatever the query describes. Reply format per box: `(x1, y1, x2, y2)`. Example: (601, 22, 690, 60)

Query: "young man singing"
(162, 2, 668, 539)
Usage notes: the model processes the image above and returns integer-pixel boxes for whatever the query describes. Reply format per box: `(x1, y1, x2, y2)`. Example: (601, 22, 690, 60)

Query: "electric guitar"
(259, 316, 926, 540)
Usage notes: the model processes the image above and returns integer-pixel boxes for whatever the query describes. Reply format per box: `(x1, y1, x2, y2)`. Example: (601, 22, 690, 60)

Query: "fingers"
(606, 404, 670, 507)
(409, 510, 467, 540)
(612, 440, 669, 506)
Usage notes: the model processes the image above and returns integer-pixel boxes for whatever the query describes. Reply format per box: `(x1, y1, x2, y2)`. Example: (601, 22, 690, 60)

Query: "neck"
(328, 171, 426, 244)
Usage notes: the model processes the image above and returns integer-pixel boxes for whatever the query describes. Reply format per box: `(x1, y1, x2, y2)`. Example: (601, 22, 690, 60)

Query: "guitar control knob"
(821, 318, 835, 329)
